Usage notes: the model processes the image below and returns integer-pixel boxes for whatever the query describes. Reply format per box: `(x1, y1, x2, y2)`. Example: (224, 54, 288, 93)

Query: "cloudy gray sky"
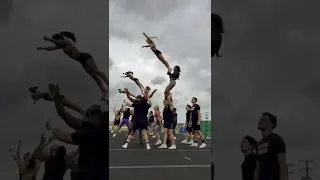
(0, 0, 108, 179)
(212, 0, 320, 179)
(109, 0, 211, 123)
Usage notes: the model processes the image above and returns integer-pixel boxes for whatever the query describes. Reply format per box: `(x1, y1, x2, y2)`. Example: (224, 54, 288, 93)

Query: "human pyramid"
(111, 32, 181, 150)
(10, 31, 109, 180)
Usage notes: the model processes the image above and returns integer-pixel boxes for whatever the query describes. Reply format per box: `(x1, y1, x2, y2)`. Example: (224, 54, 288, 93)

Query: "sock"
(146, 141, 149, 145)
(202, 140, 204, 143)
(126, 140, 130, 143)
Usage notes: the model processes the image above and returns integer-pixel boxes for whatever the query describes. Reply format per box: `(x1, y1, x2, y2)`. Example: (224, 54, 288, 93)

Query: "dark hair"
(56, 146, 67, 157)
(52, 33, 64, 40)
(243, 135, 257, 150)
(26, 157, 36, 169)
(146, 86, 150, 90)
(23, 152, 30, 161)
(211, 13, 224, 34)
(150, 111, 153, 113)
(60, 31, 77, 43)
(186, 104, 191, 109)
(28, 87, 38, 93)
(173, 108, 177, 112)
(175, 66, 181, 72)
(126, 108, 130, 112)
(262, 112, 277, 129)
(192, 97, 198, 102)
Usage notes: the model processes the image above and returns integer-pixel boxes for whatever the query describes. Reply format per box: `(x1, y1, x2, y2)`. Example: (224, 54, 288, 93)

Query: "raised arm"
(149, 89, 157, 98)
(125, 90, 136, 102)
(124, 100, 133, 107)
(37, 46, 61, 51)
(167, 95, 174, 111)
(49, 84, 84, 130)
(32, 134, 52, 161)
(9, 140, 26, 170)
(43, 36, 67, 46)
(46, 120, 75, 145)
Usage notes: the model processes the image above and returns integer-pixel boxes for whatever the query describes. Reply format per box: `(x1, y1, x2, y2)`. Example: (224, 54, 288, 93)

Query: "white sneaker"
(181, 139, 188, 144)
(168, 145, 176, 149)
(187, 140, 193, 145)
(152, 135, 156, 138)
(190, 143, 198, 147)
(122, 143, 128, 149)
(149, 133, 154, 135)
(199, 143, 207, 148)
(174, 137, 176, 139)
(155, 140, 162, 145)
(146, 144, 151, 150)
(158, 144, 167, 149)
(112, 134, 116, 137)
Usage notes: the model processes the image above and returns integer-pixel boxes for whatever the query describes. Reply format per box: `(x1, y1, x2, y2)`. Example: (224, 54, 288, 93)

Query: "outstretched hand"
(48, 84, 60, 97)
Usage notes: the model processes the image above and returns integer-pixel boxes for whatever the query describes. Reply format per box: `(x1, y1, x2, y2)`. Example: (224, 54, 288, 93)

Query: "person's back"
(75, 112, 109, 180)
(42, 156, 67, 180)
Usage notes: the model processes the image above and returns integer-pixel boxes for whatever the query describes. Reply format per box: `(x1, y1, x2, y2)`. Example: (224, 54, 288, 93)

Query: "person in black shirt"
(46, 84, 108, 180)
(112, 107, 131, 137)
(158, 94, 176, 149)
(122, 95, 152, 149)
(255, 112, 286, 180)
(241, 135, 257, 180)
(211, 13, 224, 58)
(148, 111, 155, 135)
(172, 108, 178, 138)
(190, 97, 206, 148)
(181, 104, 193, 144)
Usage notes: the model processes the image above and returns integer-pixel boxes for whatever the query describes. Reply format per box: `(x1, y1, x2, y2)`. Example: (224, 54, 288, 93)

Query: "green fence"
(200, 120, 211, 139)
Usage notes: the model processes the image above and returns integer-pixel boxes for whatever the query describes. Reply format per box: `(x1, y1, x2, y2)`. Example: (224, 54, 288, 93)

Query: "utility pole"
(299, 160, 313, 180)
(286, 163, 295, 180)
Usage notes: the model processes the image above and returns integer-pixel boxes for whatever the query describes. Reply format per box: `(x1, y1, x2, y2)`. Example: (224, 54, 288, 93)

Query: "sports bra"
(168, 71, 180, 81)
(150, 43, 156, 49)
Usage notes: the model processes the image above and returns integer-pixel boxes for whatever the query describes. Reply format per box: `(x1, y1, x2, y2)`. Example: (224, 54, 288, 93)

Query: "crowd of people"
(110, 33, 207, 150)
(10, 32, 109, 180)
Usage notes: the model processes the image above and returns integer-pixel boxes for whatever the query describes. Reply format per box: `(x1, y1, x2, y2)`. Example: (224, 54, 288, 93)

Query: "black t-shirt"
(241, 153, 256, 180)
(163, 105, 174, 123)
(71, 121, 108, 171)
(123, 111, 130, 119)
(132, 99, 151, 120)
(173, 112, 177, 124)
(191, 104, 200, 122)
(256, 133, 286, 180)
(186, 110, 191, 123)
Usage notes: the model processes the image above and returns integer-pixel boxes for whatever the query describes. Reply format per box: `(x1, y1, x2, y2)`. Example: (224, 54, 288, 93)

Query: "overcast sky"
(109, 0, 211, 123)
(0, 0, 108, 179)
(212, 0, 320, 179)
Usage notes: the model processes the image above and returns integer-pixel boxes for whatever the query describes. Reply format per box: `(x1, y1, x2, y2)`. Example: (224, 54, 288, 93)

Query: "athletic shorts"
(191, 121, 201, 131)
(164, 122, 174, 129)
(114, 120, 120, 126)
(132, 120, 148, 131)
(186, 127, 193, 133)
(121, 119, 129, 126)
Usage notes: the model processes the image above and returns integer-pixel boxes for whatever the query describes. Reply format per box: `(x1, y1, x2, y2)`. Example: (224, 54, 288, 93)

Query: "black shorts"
(164, 122, 174, 129)
(186, 127, 192, 133)
(132, 120, 148, 131)
(192, 124, 201, 131)
(114, 120, 120, 126)
(153, 49, 162, 57)
(77, 52, 93, 65)
(133, 78, 139, 82)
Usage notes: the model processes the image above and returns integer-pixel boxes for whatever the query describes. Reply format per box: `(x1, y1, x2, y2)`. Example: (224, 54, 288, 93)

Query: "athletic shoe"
(112, 134, 116, 137)
(146, 144, 151, 150)
(122, 143, 128, 149)
(155, 140, 162, 145)
(181, 139, 188, 144)
(190, 143, 198, 147)
(152, 135, 156, 138)
(199, 143, 207, 148)
(168, 145, 176, 149)
(158, 144, 167, 149)
(187, 140, 193, 145)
